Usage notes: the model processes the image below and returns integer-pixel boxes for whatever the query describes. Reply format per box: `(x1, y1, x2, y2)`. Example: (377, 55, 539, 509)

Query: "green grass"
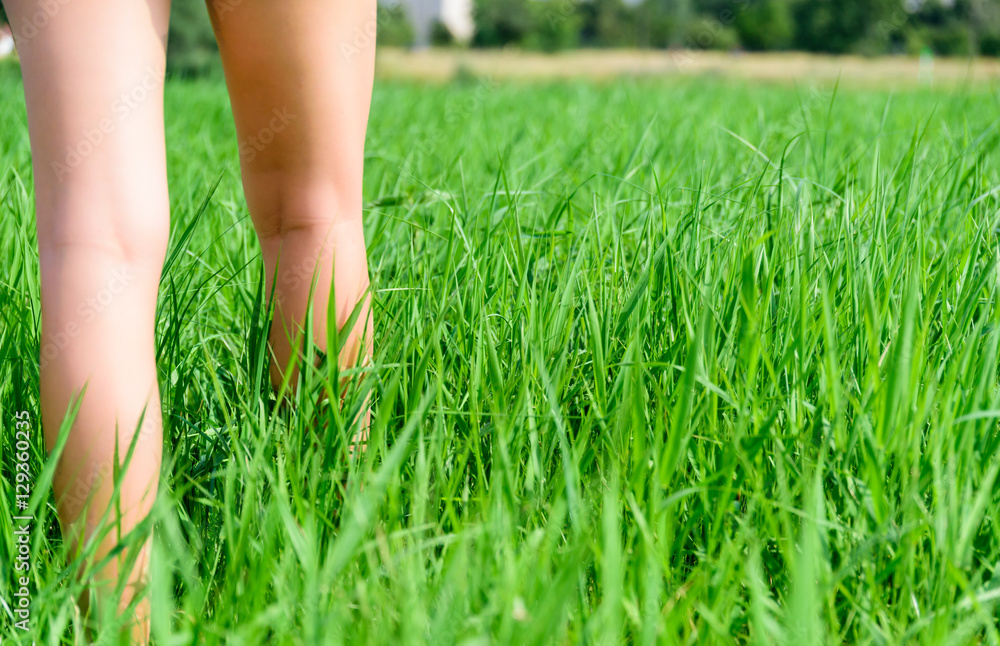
(4, 70, 1000, 644)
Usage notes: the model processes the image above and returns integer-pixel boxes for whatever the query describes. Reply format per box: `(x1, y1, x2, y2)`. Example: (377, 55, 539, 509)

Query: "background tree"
(791, 0, 897, 54)
(472, 0, 536, 47)
(631, 0, 682, 49)
(578, 0, 638, 48)
(969, 0, 1000, 56)
(904, 0, 974, 56)
(5, 0, 1000, 64)
(735, 0, 794, 50)
(379, 5, 416, 48)
(525, 1, 582, 52)
(166, 0, 218, 76)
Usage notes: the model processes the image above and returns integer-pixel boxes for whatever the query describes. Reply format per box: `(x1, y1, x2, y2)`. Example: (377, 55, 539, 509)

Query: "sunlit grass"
(3, 71, 1000, 643)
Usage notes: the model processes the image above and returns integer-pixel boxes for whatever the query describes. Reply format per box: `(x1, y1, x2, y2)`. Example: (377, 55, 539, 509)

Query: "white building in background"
(440, 0, 475, 41)
(393, 0, 475, 46)
(0, 25, 14, 59)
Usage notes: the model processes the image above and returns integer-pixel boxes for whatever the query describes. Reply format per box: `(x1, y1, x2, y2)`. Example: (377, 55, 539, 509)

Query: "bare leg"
(206, 0, 376, 429)
(6, 0, 171, 639)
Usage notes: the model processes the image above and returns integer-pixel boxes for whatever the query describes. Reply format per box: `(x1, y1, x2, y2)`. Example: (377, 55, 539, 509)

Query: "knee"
(242, 170, 363, 241)
(36, 195, 170, 271)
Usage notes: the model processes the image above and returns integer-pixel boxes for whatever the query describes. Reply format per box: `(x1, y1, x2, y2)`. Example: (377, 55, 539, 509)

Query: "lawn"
(3, 67, 1000, 644)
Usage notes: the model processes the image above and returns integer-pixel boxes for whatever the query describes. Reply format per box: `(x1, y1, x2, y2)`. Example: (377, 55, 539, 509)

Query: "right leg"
(206, 0, 375, 412)
(6, 0, 171, 639)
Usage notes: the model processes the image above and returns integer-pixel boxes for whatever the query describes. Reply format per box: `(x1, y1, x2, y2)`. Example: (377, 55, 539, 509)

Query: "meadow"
(3, 65, 1000, 644)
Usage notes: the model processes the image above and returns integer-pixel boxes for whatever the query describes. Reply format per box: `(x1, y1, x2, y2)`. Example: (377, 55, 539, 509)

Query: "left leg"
(6, 0, 172, 639)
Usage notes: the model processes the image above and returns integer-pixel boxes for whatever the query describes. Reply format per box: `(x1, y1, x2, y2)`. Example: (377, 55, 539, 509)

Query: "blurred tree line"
(157, 0, 998, 63)
(470, 0, 1000, 56)
(2, 0, 997, 76)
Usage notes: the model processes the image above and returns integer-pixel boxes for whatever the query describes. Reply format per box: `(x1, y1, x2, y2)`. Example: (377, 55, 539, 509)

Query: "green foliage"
(631, 0, 680, 48)
(981, 31, 1000, 56)
(463, 0, 999, 56)
(0, 58, 19, 85)
(902, 0, 974, 56)
(967, 0, 1000, 55)
(472, 0, 535, 46)
(682, 15, 740, 50)
(578, 0, 638, 48)
(791, 0, 892, 54)
(525, 0, 582, 52)
(735, 0, 794, 50)
(166, 0, 218, 77)
(378, 5, 415, 48)
(910, 22, 972, 56)
(430, 20, 456, 47)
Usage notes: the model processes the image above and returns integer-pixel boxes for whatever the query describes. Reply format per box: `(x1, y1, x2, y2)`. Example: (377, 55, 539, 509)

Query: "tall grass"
(3, 71, 1000, 643)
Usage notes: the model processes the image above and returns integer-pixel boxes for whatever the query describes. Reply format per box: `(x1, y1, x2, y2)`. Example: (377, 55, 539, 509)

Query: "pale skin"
(6, 0, 375, 640)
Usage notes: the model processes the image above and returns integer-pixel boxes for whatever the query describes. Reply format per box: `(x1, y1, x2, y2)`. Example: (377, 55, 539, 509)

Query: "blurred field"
(376, 47, 1000, 86)
(4, 69, 1000, 643)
